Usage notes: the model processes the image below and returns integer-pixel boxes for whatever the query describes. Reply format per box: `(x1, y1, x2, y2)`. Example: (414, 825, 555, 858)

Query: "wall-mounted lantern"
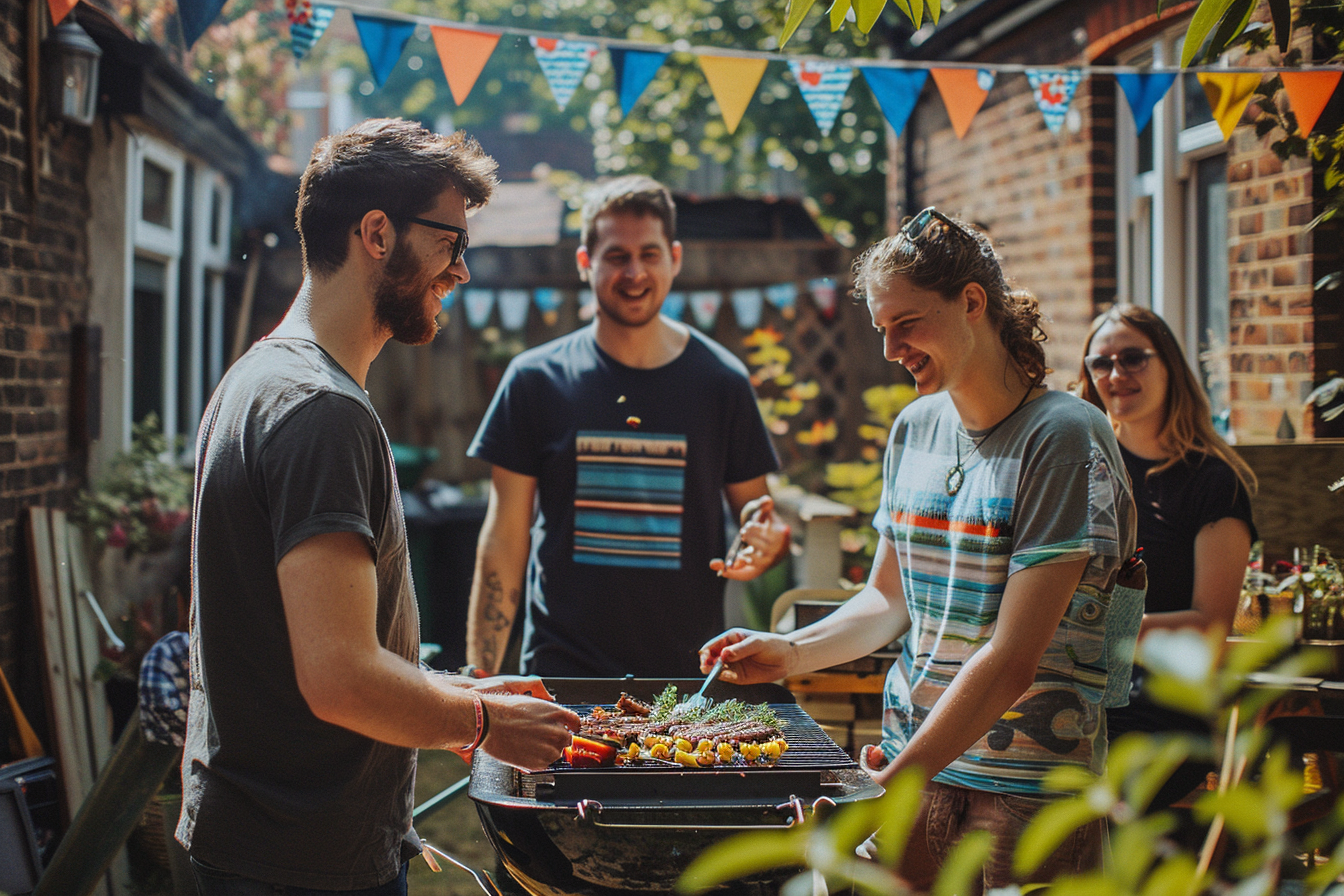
(43, 17, 102, 127)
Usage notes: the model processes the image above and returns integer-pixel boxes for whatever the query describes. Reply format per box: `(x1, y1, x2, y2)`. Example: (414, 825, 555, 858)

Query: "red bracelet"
(461, 695, 486, 753)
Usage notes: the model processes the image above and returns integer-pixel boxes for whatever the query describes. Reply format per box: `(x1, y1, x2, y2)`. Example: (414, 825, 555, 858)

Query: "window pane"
(1137, 120, 1154, 174)
(132, 257, 166, 428)
(1182, 73, 1214, 130)
(210, 184, 223, 246)
(142, 159, 173, 228)
(1194, 155, 1229, 420)
(178, 270, 195, 440)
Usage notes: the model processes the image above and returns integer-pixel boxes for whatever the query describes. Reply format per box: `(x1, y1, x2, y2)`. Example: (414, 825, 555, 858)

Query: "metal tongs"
(421, 841, 503, 896)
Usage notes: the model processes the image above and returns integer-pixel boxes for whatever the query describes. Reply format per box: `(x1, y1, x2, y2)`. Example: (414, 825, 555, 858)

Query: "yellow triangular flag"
(698, 55, 769, 135)
(48, 0, 78, 24)
(929, 68, 994, 139)
(1280, 71, 1342, 137)
(430, 26, 501, 106)
(1197, 72, 1262, 141)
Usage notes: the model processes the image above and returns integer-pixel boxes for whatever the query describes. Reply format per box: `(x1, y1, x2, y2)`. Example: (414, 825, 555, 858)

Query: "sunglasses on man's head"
(408, 217, 470, 266)
(900, 207, 974, 247)
(1084, 347, 1158, 378)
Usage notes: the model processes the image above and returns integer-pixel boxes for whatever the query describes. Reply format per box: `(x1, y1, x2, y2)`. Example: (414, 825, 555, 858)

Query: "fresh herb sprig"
(648, 684, 781, 728)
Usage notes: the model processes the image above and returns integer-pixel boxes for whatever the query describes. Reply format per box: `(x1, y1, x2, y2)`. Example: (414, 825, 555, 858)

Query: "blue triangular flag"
(352, 14, 416, 88)
(532, 287, 563, 314)
(180, 0, 229, 47)
(1025, 69, 1084, 134)
(531, 37, 600, 110)
(860, 68, 928, 139)
(789, 60, 854, 137)
(662, 291, 686, 321)
(610, 48, 668, 119)
(731, 288, 764, 329)
(290, 4, 335, 61)
(1116, 72, 1178, 134)
(765, 282, 797, 313)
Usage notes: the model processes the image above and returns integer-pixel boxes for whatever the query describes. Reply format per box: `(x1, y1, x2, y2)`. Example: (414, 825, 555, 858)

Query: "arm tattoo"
(479, 571, 521, 671)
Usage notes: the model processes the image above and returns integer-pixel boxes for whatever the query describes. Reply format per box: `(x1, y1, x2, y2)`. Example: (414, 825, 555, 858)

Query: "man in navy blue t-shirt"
(466, 175, 789, 678)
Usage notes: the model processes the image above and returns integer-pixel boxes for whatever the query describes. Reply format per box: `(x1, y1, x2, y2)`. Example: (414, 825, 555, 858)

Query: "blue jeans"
(190, 858, 408, 896)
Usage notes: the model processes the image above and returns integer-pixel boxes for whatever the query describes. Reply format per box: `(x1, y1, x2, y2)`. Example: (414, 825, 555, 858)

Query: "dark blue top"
(469, 326, 779, 677)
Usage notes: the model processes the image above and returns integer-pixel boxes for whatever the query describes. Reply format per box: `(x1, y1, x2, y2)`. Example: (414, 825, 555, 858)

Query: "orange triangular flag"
(48, 0, 78, 24)
(1197, 72, 1262, 141)
(1280, 71, 1342, 137)
(698, 55, 769, 135)
(430, 26, 501, 106)
(930, 68, 995, 139)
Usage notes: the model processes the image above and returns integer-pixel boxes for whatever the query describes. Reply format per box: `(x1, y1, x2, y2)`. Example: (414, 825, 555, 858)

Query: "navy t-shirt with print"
(468, 325, 778, 678)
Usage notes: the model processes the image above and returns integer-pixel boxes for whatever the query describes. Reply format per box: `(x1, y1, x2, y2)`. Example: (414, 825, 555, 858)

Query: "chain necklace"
(945, 387, 1035, 496)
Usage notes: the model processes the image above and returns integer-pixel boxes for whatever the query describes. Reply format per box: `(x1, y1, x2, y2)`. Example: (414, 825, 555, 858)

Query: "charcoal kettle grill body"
(468, 679, 884, 895)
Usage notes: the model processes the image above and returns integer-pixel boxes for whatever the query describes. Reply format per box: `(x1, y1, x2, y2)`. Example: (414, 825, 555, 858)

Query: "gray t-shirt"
(874, 390, 1136, 794)
(177, 338, 420, 888)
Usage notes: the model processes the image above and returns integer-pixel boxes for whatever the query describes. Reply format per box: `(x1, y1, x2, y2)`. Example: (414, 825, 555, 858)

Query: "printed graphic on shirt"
(574, 430, 686, 569)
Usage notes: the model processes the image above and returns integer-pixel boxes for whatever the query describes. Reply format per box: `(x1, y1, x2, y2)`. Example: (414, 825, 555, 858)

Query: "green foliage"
(676, 617, 1344, 896)
(71, 414, 193, 556)
(778, 0, 941, 44)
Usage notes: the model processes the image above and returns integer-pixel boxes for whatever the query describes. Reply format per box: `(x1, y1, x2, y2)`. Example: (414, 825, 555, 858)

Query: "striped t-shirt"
(875, 390, 1135, 794)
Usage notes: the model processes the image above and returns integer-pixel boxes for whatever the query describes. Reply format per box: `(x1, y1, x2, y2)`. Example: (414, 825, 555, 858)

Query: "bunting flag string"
(1025, 69, 1083, 134)
(789, 60, 856, 136)
(690, 289, 723, 330)
(430, 26, 500, 105)
(351, 13, 415, 87)
(662, 291, 687, 321)
(1199, 71, 1263, 140)
(289, 4, 1344, 147)
(497, 288, 531, 330)
(531, 37, 600, 110)
(698, 55, 770, 134)
(731, 287, 765, 329)
(1280, 71, 1343, 137)
(610, 48, 670, 118)
(860, 67, 928, 138)
(464, 288, 496, 329)
(532, 287, 564, 325)
(1115, 72, 1178, 134)
(288, 3, 334, 60)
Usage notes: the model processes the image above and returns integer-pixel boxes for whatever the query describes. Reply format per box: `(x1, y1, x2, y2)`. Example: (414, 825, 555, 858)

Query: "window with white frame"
(1116, 25, 1231, 424)
(127, 136, 232, 455)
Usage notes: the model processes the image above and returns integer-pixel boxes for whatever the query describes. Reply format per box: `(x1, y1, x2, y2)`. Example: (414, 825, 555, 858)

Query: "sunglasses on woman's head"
(900, 207, 974, 246)
(1084, 347, 1157, 378)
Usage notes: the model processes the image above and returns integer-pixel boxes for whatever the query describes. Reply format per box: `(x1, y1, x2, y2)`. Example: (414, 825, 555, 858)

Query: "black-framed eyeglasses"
(900, 206, 974, 246)
(1084, 347, 1158, 378)
(408, 217, 469, 266)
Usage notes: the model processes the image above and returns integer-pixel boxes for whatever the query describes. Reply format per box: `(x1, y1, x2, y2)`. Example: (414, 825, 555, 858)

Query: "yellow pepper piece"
(674, 738, 693, 754)
(716, 742, 735, 762)
(650, 743, 670, 760)
(674, 749, 700, 768)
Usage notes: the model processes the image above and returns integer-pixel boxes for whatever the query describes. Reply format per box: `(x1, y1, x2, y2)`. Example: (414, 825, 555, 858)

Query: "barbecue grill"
(469, 678, 884, 895)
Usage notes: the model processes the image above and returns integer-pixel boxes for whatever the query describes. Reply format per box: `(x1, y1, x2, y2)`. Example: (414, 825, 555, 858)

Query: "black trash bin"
(401, 483, 488, 670)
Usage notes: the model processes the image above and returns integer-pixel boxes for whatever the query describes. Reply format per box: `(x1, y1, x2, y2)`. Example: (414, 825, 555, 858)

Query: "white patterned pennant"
(731, 288, 764, 329)
(497, 289, 530, 330)
(1025, 69, 1083, 134)
(788, 60, 854, 137)
(809, 278, 838, 319)
(530, 37, 599, 110)
(463, 288, 495, 329)
(690, 290, 722, 331)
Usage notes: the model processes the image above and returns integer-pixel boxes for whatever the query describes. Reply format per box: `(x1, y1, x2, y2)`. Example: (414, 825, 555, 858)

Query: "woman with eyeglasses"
(700, 208, 1137, 892)
(1075, 303, 1257, 812)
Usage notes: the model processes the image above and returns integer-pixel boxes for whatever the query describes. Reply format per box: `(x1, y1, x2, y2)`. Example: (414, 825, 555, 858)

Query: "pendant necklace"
(945, 387, 1035, 496)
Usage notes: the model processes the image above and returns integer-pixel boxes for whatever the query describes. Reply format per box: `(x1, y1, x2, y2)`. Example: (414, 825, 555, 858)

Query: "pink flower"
(107, 522, 128, 548)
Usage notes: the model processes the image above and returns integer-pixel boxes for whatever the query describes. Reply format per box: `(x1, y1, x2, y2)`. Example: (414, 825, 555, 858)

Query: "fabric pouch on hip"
(1103, 583, 1146, 708)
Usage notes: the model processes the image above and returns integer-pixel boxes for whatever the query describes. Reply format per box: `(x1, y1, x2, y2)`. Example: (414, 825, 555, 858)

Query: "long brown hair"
(1074, 304, 1256, 494)
(851, 210, 1049, 387)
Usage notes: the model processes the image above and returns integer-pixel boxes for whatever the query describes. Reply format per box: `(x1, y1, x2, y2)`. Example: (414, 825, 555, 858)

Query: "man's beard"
(373, 240, 441, 346)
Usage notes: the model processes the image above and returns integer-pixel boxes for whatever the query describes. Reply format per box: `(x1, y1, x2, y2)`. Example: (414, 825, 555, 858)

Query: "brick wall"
(1225, 15, 1336, 442)
(0, 0, 92, 746)
(900, 2, 1112, 391)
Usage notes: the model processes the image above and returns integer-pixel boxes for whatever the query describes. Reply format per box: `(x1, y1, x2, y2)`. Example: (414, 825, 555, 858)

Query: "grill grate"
(554, 702, 855, 772)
